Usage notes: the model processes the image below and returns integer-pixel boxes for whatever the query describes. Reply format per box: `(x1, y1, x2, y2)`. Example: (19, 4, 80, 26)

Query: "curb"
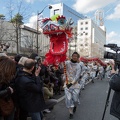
(57, 96, 65, 103)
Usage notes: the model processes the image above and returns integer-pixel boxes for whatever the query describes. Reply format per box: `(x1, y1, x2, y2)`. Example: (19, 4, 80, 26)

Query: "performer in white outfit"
(105, 63, 111, 79)
(98, 65, 104, 80)
(79, 63, 89, 90)
(64, 52, 81, 119)
(90, 62, 98, 83)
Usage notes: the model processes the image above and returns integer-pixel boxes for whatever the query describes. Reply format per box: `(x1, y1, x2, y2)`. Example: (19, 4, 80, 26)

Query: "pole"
(36, 11, 39, 54)
(63, 62, 68, 84)
(102, 87, 111, 120)
(36, 5, 52, 54)
(75, 38, 76, 52)
(69, 43, 71, 58)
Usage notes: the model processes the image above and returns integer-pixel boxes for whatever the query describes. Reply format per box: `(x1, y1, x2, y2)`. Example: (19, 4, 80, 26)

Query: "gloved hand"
(66, 83, 72, 89)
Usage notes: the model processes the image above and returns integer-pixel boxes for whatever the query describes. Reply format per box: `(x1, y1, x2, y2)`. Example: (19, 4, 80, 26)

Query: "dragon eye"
(60, 19, 64, 24)
(58, 18, 66, 25)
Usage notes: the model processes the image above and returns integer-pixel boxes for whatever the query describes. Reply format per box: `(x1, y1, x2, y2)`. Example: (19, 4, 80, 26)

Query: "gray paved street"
(45, 79, 118, 120)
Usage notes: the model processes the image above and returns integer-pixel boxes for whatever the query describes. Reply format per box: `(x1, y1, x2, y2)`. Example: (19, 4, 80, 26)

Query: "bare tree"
(21, 35, 34, 54)
(0, 14, 11, 52)
(0, 14, 6, 42)
(5, 0, 31, 54)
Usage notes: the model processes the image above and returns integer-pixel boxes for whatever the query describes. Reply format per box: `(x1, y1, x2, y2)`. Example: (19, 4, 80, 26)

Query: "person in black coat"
(109, 60, 120, 120)
(15, 58, 45, 120)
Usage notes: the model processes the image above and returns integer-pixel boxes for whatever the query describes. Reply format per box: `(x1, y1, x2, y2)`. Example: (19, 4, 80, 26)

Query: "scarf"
(71, 59, 77, 63)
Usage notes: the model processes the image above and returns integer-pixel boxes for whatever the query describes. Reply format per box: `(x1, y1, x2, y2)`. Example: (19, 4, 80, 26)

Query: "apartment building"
(77, 18, 106, 58)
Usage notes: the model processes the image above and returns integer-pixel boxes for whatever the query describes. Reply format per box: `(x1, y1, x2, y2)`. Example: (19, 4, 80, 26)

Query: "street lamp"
(36, 5, 52, 54)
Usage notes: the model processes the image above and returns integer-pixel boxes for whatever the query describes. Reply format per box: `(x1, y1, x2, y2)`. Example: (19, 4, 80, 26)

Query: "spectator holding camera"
(43, 78, 57, 113)
(15, 58, 45, 120)
(64, 52, 81, 119)
(109, 60, 120, 120)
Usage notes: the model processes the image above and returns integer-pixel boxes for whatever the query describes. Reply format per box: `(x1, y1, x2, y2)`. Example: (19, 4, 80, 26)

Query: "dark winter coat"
(15, 70, 46, 112)
(0, 85, 11, 98)
(109, 73, 120, 119)
(0, 84, 11, 98)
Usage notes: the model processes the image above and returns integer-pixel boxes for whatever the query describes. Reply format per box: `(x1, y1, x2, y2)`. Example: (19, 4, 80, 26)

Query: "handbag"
(0, 97, 14, 116)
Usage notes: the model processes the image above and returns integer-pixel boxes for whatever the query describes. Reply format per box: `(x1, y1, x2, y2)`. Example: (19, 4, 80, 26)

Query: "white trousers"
(64, 83, 80, 108)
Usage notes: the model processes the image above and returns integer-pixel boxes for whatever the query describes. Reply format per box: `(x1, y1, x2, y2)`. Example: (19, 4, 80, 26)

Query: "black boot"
(92, 79, 94, 83)
(69, 114, 73, 119)
(73, 106, 77, 113)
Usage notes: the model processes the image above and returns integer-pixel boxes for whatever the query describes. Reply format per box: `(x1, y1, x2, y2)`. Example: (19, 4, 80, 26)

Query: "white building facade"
(77, 18, 106, 58)
(20, 25, 49, 56)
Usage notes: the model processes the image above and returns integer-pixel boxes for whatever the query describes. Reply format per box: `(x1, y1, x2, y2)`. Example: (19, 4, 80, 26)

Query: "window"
(75, 32, 77, 34)
(81, 22, 83, 25)
(80, 44, 83, 46)
(85, 22, 88, 24)
(75, 36, 77, 39)
(85, 27, 88, 30)
(81, 28, 83, 30)
(85, 33, 88, 35)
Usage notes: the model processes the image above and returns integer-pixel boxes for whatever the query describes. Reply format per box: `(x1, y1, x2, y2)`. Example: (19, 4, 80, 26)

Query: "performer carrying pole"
(63, 52, 81, 119)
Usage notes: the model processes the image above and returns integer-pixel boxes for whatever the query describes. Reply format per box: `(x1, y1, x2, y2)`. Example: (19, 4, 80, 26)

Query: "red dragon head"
(41, 15, 74, 66)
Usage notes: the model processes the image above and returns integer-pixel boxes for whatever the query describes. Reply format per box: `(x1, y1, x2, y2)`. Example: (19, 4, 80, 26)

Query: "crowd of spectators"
(0, 52, 61, 120)
(0, 52, 111, 120)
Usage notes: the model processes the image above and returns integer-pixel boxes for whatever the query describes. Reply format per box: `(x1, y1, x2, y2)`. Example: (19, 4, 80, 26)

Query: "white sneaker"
(43, 109, 51, 113)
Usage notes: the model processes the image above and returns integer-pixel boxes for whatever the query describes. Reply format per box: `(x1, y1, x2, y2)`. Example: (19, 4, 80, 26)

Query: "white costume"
(79, 64, 89, 89)
(90, 64, 98, 79)
(64, 60, 81, 108)
(105, 65, 111, 78)
(98, 66, 104, 80)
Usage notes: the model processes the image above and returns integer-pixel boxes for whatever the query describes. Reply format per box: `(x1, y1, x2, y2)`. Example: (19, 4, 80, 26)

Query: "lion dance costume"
(41, 15, 73, 67)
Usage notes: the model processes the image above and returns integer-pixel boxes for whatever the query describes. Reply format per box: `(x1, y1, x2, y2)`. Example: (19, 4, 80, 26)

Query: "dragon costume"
(41, 15, 73, 66)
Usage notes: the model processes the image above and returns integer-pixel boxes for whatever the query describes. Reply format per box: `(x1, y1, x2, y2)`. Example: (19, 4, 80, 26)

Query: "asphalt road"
(45, 79, 118, 120)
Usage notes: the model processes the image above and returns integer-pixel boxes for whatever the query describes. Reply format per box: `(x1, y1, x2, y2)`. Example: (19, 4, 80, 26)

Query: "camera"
(35, 56, 41, 69)
(104, 44, 120, 65)
(32, 56, 42, 74)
